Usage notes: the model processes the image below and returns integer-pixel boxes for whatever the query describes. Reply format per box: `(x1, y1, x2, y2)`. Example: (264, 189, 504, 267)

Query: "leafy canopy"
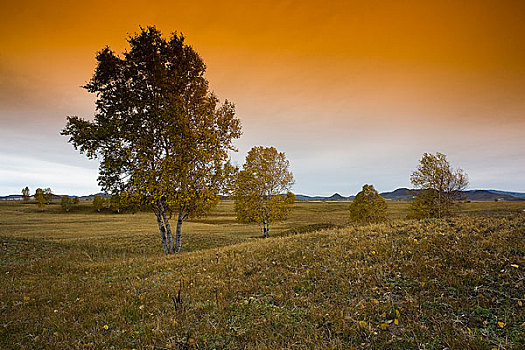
(60, 196, 78, 212)
(234, 146, 294, 237)
(34, 188, 45, 209)
(410, 152, 468, 218)
(93, 195, 106, 212)
(43, 188, 53, 204)
(61, 26, 241, 219)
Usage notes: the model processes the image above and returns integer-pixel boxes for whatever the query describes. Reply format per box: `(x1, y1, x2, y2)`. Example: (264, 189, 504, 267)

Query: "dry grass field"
(1, 200, 524, 349)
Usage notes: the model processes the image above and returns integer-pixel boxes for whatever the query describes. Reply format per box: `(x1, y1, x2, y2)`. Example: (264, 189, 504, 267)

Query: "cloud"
(0, 153, 99, 196)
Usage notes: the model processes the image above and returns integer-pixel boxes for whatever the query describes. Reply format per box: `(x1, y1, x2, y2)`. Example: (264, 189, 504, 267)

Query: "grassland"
(1, 200, 524, 349)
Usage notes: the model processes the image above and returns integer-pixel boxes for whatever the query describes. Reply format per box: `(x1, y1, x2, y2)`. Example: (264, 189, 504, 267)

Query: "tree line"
(20, 187, 81, 212)
(61, 26, 468, 254)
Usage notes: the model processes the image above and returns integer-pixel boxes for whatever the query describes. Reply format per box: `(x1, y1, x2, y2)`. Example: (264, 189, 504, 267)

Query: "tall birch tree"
(234, 146, 295, 238)
(62, 26, 241, 253)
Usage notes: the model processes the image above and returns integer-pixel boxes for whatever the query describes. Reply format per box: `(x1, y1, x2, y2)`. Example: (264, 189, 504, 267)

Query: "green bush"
(349, 184, 387, 223)
(60, 196, 72, 212)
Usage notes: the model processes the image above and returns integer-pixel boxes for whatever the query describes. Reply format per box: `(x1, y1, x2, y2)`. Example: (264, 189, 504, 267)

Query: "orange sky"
(1, 0, 524, 194)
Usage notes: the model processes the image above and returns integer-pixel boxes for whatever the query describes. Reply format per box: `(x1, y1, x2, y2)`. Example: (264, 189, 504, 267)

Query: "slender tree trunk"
(174, 210, 184, 253)
(438, 189, 443, 218)
(155, 211, 169, 254)
(161, 209, 175, 253)
(262, 220, 269, 238)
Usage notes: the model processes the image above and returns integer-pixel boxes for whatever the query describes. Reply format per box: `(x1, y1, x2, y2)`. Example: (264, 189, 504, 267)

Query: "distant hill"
(379, 188, 419, 201)
(464, 190, 523, 201)
(2, 189, 524, 201)
(380, 189, 525, 202)
(295, 194, 334, 200)
(0, 194, 24, 201)
(78, 193, 109, 200)
(295, 188, 525, 201)
(0, 193, 108, 201)
(296, 189, 416, 201)
(487, 190, 525, 199)
(327, 193, 347, 200)
(295, 193, 353, 201)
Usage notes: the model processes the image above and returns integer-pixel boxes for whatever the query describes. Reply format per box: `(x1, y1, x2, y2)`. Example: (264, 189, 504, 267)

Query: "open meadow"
(1, 200, 524, 349)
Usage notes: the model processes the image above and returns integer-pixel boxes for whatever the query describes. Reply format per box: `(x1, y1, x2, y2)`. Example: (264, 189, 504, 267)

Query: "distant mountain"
(295, 194, 331, 200)
(487, 190, 525, 199)
(0, 194, 24, 201)
(2, 189, 524, 201)
(78, 193, 109, 200)
(295, 193, 353, 201)
(295, 189, 525, 201)
(380, 189, 525, 201)
(464, 190, 522, 201)
(379, 188, 420, 201)
(379, 189, 525, 201)
(0, 192, 108, 201)
(327, 193, 347, 200)
(296, 189, 420, 201)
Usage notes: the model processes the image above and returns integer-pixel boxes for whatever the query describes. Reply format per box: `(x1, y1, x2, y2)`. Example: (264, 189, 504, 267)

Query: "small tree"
(349, 184, 387, 224)
(60, 196, 73, 212)
(22, 187, 30, 201)
(234, 146, 295, 238)
(43, 188, 53, 204)
(93, 195, 105, 212)
(72, 196, 80, 205)
(34, 188, 45, 210)
(410, 152, 468, 218)
(109, 194, 121, 213)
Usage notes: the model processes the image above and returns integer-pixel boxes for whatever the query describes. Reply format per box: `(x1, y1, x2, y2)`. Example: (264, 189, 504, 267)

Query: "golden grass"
(1, 200, 524, 349)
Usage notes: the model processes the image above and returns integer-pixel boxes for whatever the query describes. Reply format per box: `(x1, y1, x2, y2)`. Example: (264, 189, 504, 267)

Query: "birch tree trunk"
(175, 210, 184, 253)
(160, 209, 175, 253)
(262, 220, 269, 238)
(155, 211, 170, 254)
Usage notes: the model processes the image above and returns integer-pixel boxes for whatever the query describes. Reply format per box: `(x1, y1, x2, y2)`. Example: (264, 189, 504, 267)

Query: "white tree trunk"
(155, 212, 170, 254)
(175, 210, 184, 252)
